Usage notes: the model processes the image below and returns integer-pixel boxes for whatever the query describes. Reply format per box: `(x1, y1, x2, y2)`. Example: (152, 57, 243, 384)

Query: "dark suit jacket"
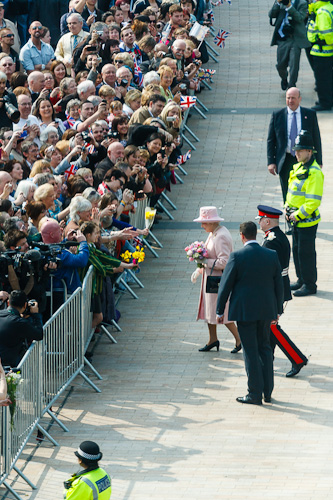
(216, 242, 284, 322)
(269, 0, 310, 48)
(262, 226, 292, 302)
(267, 106, 322, 173)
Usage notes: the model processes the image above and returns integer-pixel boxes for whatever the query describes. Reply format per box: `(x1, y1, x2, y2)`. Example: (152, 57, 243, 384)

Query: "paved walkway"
(5, 1, 333, 499)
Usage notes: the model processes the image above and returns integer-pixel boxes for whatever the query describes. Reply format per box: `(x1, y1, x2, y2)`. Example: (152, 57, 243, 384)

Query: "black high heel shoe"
(199, 340, 220, 352)
(230, 344, 242, 354)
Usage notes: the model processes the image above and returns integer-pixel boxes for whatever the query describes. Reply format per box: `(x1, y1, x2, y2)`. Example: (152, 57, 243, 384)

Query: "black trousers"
(292, 224, 318, 290)
(237, 320, 274, 400)
(270, 324, 308, 367)
(313, 56, 333, 109)
(279, 153, 298, 202)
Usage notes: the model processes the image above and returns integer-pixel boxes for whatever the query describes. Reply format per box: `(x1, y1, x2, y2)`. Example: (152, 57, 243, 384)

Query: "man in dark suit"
(267, 87, 322, 202)
(269, 0, 310, 90)
(216, 222, 284, 405)
(257, 205, 308, 378)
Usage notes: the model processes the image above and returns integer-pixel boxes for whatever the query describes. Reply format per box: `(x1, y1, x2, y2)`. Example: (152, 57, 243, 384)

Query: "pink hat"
(193, 206, 224, 223)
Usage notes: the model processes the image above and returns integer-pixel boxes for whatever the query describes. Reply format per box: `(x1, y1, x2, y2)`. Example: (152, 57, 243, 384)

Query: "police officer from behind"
(307, 0, 333, 111)
(285, 130, 324, 297)
(64, 441, 111, 500)
(257, 205, 308, 377)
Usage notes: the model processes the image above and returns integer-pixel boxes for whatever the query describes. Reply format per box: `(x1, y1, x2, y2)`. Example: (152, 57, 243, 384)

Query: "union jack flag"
(180, 95, 197, 109)
(206, 9, 215, 22)
(64, 163, 78, 180)
(134, 61, 143, 87)
(177, 150, 191, 165)
(66, 116, 76, 128)
(86, 144, 95, 154)
(214, 29, 231, 48)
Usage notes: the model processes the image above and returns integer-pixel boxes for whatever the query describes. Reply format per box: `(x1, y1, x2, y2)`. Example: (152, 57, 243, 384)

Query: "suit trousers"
(313, 55, 333, 109)
(279, 152, 298, 202)
(276, 38, 301, 87)
(237, 320, 274, 400)
(292, 224, 318, 290)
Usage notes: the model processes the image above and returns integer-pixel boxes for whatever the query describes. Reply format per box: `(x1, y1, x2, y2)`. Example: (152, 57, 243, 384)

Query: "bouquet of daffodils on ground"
(6, 371, 22, 430)
(184, 241, 208, 268)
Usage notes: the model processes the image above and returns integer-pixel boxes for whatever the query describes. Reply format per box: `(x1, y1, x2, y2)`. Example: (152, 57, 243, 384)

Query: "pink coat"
(197, 225, 233, 325)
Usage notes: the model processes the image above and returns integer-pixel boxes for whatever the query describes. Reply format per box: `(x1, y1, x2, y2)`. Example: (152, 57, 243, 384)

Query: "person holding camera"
(0, 290, 43, 368)
(0, 70, 20, 129)
(269, 0, 310, 90)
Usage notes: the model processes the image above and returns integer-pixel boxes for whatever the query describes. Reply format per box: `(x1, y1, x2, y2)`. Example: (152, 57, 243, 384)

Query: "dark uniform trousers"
(292, 224, 318, 289)
(237, 320, 274, 400)
(279, 152, 298, 202)
(313, 56, 333, 109)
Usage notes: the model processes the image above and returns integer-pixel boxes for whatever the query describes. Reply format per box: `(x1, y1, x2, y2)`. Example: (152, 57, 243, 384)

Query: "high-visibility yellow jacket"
(307, 1, 333, 56)
(64, 467, 111, 500)
(285, 157, 324, 227)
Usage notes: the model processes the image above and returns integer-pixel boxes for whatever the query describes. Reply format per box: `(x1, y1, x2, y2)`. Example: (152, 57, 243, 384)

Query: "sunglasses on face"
(2, 34, 14, 38)
(115, 60, 124, 64)
(32, 26, 43, 30)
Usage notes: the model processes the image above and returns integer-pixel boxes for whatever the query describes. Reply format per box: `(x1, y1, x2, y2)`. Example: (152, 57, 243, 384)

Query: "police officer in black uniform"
(256, 205, 308, 377)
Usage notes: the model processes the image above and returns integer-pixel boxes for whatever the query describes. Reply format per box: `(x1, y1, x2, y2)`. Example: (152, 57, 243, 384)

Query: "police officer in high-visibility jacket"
(285, 129, 324, 297)
(307, 0, 333, 111)
(63, 441, 111, 500)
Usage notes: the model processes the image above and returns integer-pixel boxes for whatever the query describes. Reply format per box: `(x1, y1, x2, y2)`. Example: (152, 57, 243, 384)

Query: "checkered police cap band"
(77, 447, 102, 461)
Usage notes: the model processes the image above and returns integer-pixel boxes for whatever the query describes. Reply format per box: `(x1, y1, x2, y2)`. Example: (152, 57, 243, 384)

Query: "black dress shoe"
(290, 280, 303, 291)
(230, 344, 242, 354)
(199, 340, 220, 352)
(286, 360, 307, 377)
(311, 104, 332, 111)
(293, 285, 317, 297)
(236, 395, 262, 406)
(281, 79, 288, 91)
(264, 396, 272, 403)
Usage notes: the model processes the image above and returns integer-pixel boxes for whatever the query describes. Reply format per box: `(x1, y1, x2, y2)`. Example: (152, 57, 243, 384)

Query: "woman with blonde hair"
(34, 183, 56, 212)
(141, 83, 161, 106)
(160, 101, 182, 138)
(123, 89, 142, 117)
(158, 65, 181, 103)
(98, 85, 116, 108)
(29, 160, 52, 178)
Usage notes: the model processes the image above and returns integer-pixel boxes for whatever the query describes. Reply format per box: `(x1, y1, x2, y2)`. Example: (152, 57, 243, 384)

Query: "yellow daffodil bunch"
(132, 246, 145, 264)
(120, 250, 132, 263)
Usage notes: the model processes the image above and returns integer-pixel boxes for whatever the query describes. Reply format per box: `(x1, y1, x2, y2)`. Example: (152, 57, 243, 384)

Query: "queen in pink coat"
(193, 206, 241, 353)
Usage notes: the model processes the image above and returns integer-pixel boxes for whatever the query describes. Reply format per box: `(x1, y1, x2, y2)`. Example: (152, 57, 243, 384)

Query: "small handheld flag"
(214, 29, 231, 48)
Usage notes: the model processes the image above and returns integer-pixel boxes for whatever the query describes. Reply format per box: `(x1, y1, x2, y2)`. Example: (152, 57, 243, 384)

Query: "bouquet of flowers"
(184, 241, 208, 268)
(145, 207, 156, 230)
(121, 246, 145, 267)
(6, 371, 22, 430)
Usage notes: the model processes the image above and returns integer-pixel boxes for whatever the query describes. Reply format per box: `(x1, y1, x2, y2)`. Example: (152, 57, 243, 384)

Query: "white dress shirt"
(287, 106, 301, 153)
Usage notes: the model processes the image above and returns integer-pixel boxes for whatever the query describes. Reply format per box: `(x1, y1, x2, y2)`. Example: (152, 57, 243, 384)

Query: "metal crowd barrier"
(0, 342, 43, 500)
(0, 42, 213, 499)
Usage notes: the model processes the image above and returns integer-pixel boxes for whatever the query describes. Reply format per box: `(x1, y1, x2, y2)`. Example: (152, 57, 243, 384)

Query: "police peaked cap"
(256, 205, 283, 219)
(292, 130, 316, 152)
(75, 441, 103, 461)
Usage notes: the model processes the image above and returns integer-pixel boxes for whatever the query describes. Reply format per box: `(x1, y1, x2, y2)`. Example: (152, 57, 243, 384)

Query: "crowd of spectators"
(0, 0, 216, 368)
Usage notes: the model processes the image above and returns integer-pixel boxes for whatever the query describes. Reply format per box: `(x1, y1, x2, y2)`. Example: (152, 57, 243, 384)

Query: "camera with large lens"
(81, 131, 91, 143)
(2, 95, 20, 123)
(281, 0, 290, 5)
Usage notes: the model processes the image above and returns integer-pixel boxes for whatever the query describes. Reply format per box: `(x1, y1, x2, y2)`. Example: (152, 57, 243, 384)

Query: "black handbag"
(206, 259, 222, 294)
